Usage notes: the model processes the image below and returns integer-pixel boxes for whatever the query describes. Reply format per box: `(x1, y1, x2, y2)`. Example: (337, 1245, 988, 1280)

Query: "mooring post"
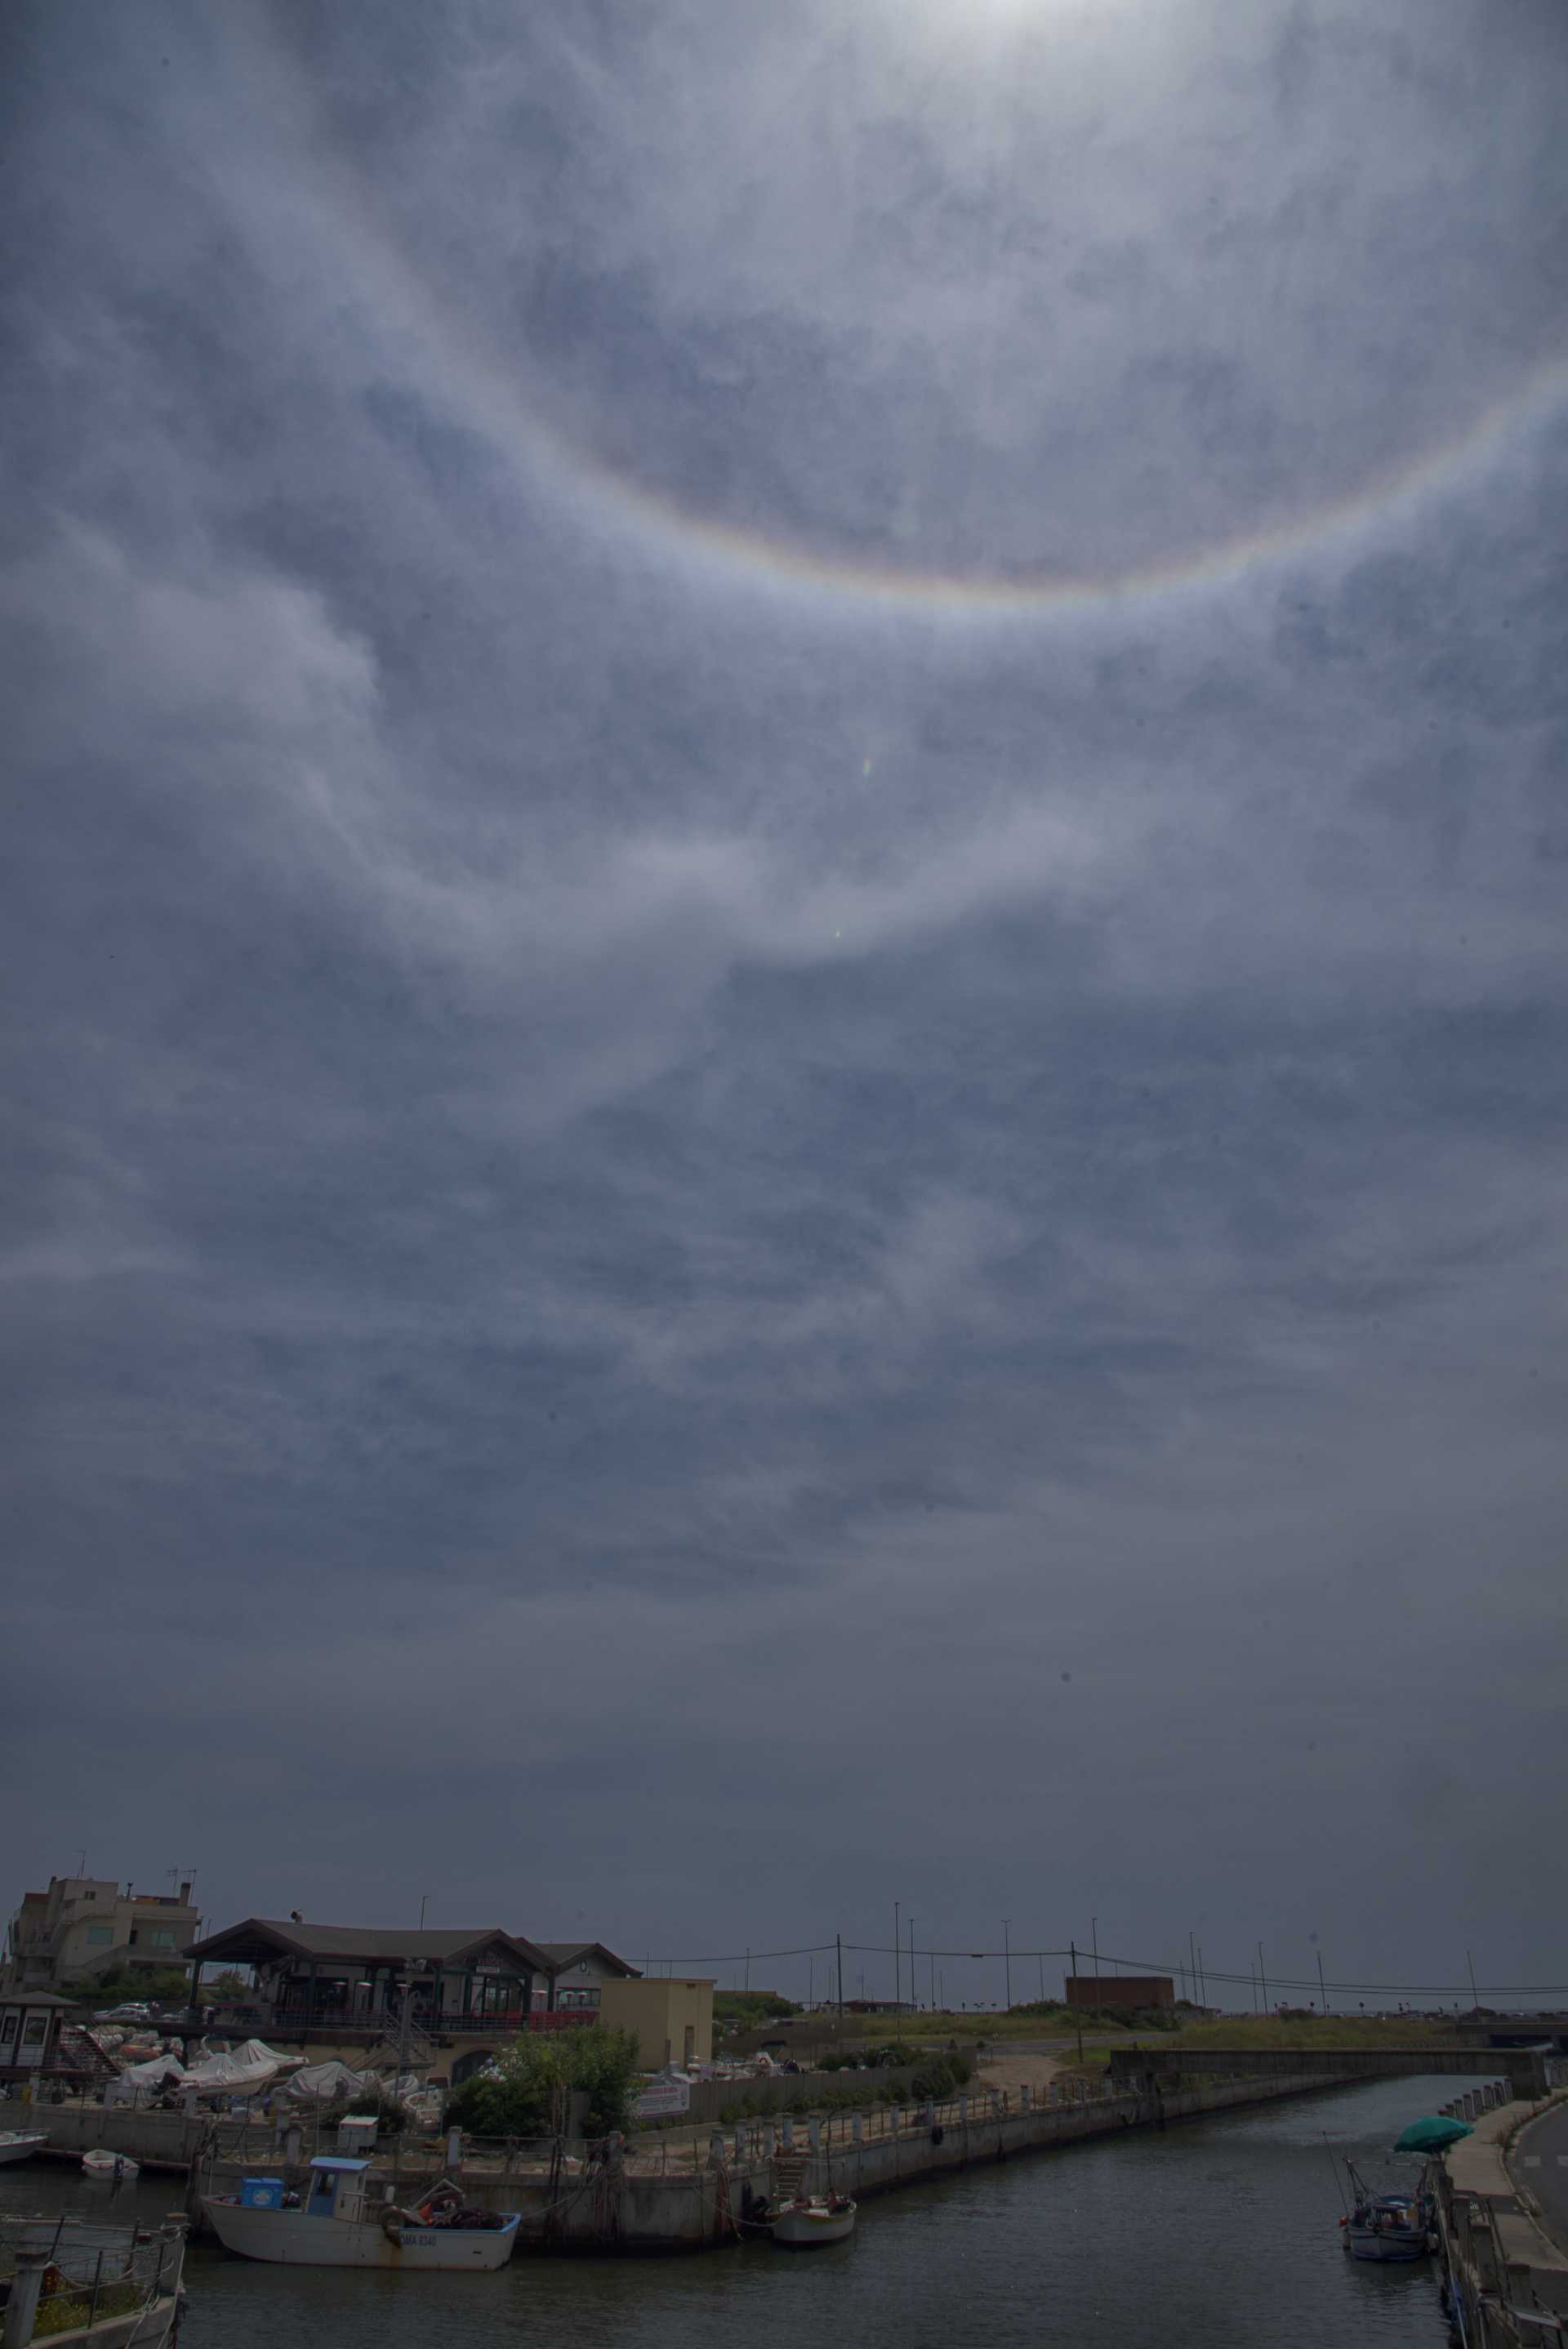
(2, 2250, 48, 2347)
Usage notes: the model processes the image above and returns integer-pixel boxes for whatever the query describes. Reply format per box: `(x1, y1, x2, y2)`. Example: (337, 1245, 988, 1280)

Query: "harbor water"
(2, 2075, 1472, 2348)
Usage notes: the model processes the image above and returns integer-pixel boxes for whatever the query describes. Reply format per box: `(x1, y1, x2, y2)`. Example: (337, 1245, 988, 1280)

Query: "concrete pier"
(185, 2070, 1364, 2252)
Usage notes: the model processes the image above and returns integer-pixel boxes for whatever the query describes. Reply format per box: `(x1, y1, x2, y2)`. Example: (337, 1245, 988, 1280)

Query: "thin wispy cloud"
(2, 0, 1565, 1994)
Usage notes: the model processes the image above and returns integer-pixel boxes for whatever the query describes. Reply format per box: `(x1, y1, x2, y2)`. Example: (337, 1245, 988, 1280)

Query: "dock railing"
(1, 2216, 186, 2343)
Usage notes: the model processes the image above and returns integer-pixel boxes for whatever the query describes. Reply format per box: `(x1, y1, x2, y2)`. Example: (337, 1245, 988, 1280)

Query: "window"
(152, 1929, 175, 1949)
(0, 2013, 17, 2047)
(86, 1926, 113, 1946)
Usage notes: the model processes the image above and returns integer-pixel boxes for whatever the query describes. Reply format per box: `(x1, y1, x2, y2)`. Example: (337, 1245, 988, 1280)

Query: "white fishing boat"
(205, 2157, 520, 2270)
(0, 2131, 47, 2166)
(82, 2149, 140, 2182)
(770, 2192, 858, 2247)
(1339, 2162, 1434, 2262)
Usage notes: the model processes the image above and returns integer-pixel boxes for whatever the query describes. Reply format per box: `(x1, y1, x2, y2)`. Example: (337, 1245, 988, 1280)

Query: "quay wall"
(203, 2070, 1361, 2253)
(14, 2071, 1363, 2252)
(1107, 2044, 1552, 2098)
(667, 2050, 983, 2130)
(0, 2100, 203, 2171)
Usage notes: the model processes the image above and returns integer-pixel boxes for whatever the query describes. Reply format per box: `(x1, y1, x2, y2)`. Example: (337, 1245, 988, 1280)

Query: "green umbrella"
(1394, 2115, 1473, 2153)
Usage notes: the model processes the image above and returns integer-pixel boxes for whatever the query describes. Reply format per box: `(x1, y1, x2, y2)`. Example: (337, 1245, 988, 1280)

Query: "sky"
(2, 0, 1566, 2015)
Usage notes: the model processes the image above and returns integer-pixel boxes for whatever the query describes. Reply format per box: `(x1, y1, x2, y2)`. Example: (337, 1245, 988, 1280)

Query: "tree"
(443, 2025, 640, 2139)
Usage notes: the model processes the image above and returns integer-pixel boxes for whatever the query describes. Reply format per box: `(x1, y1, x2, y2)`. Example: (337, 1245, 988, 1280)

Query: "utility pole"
(1189, 1931, 1199, 2011)
(1197, 1942, 1207, 2010)
(1003, 1921, 1012, 2012)
(1258, 1942, 1268, 2015)
(418, 1894, 430, 1932)
(910, 1917, 916, 2011)
(1316, 1949, 1329, 2015)
(1467, 1950, 1480, 2013)
(836, 1934, 844, 2019)
(1070, 1941, 1083, 2065)
(1091, 1917, 1099, 1978)
(893, 1903, 901, 2010)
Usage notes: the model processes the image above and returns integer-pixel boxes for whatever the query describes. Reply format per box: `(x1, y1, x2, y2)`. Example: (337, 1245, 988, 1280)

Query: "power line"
(643, 1934, 1568, 2001)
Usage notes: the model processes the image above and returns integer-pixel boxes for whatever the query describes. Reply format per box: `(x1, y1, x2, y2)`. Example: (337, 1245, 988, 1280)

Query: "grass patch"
(1156, 2017, 1454, 2053)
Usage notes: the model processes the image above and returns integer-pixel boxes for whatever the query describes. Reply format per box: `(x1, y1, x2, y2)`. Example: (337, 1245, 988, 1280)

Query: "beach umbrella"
(1393, 2115, 1472, 2153)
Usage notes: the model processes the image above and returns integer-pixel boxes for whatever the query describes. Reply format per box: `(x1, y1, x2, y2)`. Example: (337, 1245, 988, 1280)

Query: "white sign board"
(634, 2078, 691, 2119)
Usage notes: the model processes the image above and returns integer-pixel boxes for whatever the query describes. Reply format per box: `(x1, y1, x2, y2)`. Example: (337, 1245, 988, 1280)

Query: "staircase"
(53, 2026, 118, 2086)
(362, 2021, 436, 2078)
(770, 2151, 808, 2206)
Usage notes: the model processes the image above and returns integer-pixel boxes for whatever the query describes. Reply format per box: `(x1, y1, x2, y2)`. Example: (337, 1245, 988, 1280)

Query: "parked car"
(96, 2002, 152, 2021)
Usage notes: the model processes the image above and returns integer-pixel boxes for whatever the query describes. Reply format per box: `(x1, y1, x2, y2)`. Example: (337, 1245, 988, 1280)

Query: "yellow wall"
(598, 1977, 713, 2070)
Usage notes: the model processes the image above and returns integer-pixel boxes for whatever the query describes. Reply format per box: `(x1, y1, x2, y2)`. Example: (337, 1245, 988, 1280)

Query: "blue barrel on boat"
(240, 2177, 283, 2209)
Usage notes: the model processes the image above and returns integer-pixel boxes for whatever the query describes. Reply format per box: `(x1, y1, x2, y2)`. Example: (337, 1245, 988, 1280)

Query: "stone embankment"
(1437, 2083, 1568, 2347)
(7, 2070, 1367, 2256)
(204, 2070, 1361, 2251)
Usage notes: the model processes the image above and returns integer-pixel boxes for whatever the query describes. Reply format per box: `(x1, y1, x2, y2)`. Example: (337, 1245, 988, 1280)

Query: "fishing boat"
(0, 2131, 47, 2166)
(205, 2156, 521, 2270)
(770, 2191, 858, 2247)
(1339, 2162, 1435, 2262)
(82, 2149, 140, 2182)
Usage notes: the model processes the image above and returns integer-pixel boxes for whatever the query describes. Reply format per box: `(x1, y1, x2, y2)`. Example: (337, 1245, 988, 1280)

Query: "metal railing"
(1, 2218, 186, 2342)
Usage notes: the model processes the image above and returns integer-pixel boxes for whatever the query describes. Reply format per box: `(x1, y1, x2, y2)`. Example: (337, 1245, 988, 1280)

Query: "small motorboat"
(205, 2158, 520, 2270)
(82, 2149, 140, 2183)
(1340, 2161, 1434, 2262)
(770, 2191, 858, 2248)
(0, 2132, 47, 2167)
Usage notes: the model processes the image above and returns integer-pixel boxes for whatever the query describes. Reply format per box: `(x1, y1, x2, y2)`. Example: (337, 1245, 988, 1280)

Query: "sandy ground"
(973, 2048, 1070, 2101)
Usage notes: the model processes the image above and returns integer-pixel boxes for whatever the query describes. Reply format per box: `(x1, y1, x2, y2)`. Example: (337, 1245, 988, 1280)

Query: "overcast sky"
(4, 0, 1566, 2013)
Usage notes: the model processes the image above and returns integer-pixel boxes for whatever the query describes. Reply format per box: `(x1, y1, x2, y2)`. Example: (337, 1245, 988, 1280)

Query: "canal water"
(2, 2075, 1473, 2348)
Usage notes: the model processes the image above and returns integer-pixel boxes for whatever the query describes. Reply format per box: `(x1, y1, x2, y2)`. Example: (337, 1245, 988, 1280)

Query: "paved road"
(1510, 2100, 1568, 2253)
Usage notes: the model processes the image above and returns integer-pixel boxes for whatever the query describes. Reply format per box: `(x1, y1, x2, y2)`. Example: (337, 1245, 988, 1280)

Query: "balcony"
(195, 2002, 531, 2046)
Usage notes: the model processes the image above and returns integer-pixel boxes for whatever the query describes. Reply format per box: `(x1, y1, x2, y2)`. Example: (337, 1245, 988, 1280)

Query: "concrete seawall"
(0, 2100, 203, 2172)
(11, 2072, 1363, 2253)
(198, 2071, 1360, 2253)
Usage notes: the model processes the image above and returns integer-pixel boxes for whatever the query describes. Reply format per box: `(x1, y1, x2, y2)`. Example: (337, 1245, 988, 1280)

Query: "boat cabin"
(0, 1991, 74, 2089)
(307, 2156, 369, 2222)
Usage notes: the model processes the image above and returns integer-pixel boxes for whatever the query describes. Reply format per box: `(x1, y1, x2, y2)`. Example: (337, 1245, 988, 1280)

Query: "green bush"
(712, 1992, 801, 2023)
(443, 2025, 639, 2138)
(908, 2052, 973, 2099)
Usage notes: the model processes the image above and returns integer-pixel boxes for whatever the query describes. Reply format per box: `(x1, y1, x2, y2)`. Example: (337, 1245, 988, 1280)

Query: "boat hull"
(204, 2200, 520, 2269)
(771, 2201, 857, 2248)
(82, 2153, 140, 2182)
(1345, 2226, 1429, 2262)
(0, 2135, 47, 2167)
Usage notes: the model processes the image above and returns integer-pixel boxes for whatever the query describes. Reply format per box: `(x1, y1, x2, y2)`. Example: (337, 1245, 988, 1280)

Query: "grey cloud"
(2, 0, 1566, 1990)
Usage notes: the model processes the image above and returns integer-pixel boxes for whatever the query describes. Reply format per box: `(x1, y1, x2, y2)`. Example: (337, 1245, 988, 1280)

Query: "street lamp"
(1003, 1921, 1012, 2013)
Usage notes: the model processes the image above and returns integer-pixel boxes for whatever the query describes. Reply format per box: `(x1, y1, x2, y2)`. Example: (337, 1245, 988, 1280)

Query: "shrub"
(443, 2024, 639, 2138)
(712, 1993, 801, 2023)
